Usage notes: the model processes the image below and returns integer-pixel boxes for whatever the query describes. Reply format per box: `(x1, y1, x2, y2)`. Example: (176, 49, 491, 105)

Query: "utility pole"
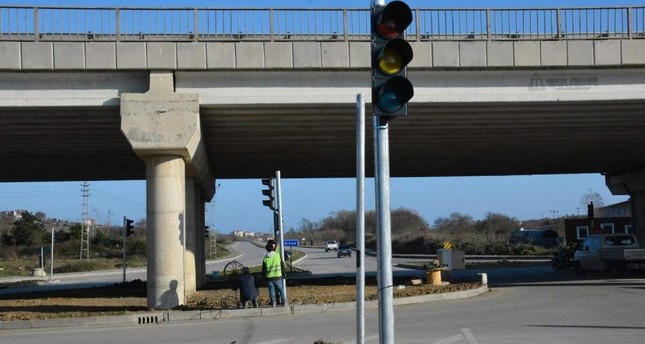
(549, 209, 559, 219)
(80, 181, 90, 260)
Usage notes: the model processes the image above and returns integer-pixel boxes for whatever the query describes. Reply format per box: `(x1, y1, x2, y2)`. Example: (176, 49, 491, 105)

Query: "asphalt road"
(0, 241, 423, 295)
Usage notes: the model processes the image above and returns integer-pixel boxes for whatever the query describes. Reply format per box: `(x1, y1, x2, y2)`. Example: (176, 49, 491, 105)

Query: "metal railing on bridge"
(1, 6, 645, 42)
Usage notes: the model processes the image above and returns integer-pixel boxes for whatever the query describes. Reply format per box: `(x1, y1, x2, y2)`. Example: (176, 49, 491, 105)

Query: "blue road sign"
(283, 239, 299, 247)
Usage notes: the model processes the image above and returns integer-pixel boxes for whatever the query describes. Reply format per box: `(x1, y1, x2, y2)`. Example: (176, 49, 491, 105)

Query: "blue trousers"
(266, 278, 284, 306)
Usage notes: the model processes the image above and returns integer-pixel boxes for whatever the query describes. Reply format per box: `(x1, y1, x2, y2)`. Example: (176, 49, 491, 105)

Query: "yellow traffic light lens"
(378, 49, 404, 75)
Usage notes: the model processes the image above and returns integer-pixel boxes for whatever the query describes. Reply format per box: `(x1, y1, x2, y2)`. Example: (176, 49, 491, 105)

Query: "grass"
(0, 243, 232, 277)
(0, 255, 148, 277)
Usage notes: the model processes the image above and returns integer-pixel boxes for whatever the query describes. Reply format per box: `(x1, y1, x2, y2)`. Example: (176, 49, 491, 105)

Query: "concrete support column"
(121, 71, 215, 309)
(184, 179, 197, 296)
(146, 155, 186, 309)
(631, 191, 645, 245)
(196, 198, 206, 287)
(606, 170, 645, 245)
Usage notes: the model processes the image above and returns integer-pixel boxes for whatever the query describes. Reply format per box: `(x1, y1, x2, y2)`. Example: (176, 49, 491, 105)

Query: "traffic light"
(371, 0, 414, 118)
(261, 178, 276, 210)
(125, 218, 134, 237)
(587, 202, 594, 220)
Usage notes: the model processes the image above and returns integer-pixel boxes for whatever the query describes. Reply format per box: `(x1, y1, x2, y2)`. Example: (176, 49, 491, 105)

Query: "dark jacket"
(232, 273, 259, 301)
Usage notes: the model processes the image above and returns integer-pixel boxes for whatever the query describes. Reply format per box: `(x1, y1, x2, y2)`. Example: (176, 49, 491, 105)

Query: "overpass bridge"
(2, 5, 645, 309)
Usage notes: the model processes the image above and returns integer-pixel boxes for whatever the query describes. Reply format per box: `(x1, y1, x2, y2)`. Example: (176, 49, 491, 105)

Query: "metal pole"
(50, 228, 54, 282)
(122, 216, 127, 283)
(276, 170, 288, 306)
(374, 116, 394, 344)
(356, 93, 366, 344)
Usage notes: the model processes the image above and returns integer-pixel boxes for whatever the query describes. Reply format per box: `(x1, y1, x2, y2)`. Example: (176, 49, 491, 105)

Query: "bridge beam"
(120, 71, 214, 309)
(606, 170, 645, 245)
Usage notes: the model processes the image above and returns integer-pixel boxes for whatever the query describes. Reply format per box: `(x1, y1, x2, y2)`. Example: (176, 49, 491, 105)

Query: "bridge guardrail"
(1, 6, 644, 42)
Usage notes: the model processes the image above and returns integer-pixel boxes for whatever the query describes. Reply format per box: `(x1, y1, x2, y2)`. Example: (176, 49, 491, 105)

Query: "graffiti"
(529, 75, 599, 90)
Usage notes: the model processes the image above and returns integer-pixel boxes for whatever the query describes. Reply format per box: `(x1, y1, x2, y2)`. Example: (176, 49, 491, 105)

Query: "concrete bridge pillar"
(145, 155, 186, 309)
(630, 191, 645, 245)
(606, 170, 645, 245)
(196, 198, 207, 288)
(121, 71, 215, 309)
(184, 178, 197, 296)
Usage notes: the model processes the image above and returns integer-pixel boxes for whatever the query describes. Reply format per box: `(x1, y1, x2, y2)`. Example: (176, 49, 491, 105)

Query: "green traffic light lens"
(378, 93, 403, 112)
(376, 76, 414, 113)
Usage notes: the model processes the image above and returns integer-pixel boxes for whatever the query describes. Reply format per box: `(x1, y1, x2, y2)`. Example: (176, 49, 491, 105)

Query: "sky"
(1, 0, 640, 233)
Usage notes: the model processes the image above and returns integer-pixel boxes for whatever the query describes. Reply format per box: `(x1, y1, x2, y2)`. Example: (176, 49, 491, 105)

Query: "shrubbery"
(288, 209, 560, 256)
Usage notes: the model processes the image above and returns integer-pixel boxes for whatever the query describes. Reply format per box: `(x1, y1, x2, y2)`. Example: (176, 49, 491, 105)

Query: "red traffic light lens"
(376, 1, 413, 40)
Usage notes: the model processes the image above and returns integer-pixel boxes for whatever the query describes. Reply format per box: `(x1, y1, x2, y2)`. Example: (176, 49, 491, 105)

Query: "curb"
(0, 285, 489, 331)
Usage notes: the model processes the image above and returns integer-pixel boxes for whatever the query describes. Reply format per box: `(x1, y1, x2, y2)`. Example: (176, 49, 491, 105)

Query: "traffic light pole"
(356, 93, 366, 344)
(275, 170, 288, 306)
(370, 1, 413, 342)
(374, 116, 394, 344)
(122, 216, 127, 283)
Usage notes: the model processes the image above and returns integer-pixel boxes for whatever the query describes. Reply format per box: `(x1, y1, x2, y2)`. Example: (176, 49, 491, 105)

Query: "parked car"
(325, 240, 338, 252)
(574, 234, 645, 275)
(337, 245, 352, 258)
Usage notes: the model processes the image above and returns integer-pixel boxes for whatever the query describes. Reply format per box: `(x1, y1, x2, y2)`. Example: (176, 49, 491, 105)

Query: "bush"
(0, 246, 19, 260)
(53, 259, 116, 273)
(128, 238, 147, 256)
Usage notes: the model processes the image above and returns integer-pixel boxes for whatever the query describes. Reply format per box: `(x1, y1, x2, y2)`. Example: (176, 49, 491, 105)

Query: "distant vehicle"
(574, 234, 645, 275)
(325, 240, 338, 252)
(337, 245, 352, 258)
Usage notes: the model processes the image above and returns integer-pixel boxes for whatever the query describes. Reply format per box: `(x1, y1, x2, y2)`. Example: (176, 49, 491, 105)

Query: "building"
(564, 200, 633, 244)
(232, 229, 256, 238)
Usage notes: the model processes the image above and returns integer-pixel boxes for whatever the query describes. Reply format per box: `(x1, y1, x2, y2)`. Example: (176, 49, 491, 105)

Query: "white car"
(325, 240, 338, 252)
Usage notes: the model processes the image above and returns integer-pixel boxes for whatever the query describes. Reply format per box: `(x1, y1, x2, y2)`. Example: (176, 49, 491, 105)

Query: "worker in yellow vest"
(262, 239, 286, 307)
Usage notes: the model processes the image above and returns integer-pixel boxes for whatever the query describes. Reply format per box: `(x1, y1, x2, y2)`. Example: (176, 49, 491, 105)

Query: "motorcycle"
(551, 245, 577, 272)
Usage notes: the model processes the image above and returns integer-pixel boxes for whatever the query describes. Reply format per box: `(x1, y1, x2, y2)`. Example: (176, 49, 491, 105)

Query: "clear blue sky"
(1, 0, 638, 233)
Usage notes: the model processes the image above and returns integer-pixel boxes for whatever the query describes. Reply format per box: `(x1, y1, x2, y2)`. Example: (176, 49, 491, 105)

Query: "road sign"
(283, 239, 299, 247)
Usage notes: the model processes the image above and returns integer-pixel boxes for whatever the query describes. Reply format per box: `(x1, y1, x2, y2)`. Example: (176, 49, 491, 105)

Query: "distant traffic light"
(371, 0, 414, 118)
(261, 178, 277, 210)
(125, 217, 134, 237)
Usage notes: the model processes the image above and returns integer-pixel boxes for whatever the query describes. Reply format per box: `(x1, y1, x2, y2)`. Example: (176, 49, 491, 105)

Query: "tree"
(11, 211, 47, 246)
(433, 212, 474, 232)
(474, 213, 519, 240)
(67, 224, 83, 240)
(297, 218, 318, 232)
(34, 211, 47, 221)
(580, 189, 605, 208)
(391, 208, 429, 234)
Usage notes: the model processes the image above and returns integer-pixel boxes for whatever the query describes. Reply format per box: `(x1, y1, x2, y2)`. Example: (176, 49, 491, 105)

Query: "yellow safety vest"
(263, 252, 283, 279)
